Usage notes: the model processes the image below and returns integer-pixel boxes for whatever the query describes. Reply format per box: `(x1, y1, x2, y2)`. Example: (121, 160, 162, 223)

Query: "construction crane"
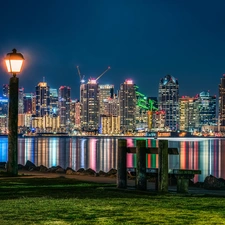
(76, 66, 85, 83)
(88, 66, 111, 83)
(96, 66, 111, 81)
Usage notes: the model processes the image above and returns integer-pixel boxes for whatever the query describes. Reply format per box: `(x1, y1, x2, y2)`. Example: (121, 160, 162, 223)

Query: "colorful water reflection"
(0, 137, 225, 182)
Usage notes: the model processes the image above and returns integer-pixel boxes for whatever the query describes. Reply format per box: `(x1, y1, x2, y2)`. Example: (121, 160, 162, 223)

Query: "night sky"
(0, 0, 225, 99)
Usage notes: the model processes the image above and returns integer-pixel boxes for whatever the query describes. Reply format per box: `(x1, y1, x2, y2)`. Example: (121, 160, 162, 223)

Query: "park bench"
(127, 167, 201, 193)
(173, 169, 201, 193)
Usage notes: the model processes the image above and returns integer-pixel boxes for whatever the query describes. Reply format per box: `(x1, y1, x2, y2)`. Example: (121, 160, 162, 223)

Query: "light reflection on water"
(0, 137, 225, 182)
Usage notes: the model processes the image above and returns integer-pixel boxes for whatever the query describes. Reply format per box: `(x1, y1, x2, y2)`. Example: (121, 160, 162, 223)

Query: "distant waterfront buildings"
(179, 92, 216, 132)
(158, 74, 179, 131)
(0, 73, 222, 135)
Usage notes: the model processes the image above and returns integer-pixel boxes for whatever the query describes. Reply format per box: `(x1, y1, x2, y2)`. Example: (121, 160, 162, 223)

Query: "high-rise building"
(32, 96, 36, 115)
(58, 86, 71, 128)
(80, 79, 99, 131)
(179, 96, 198, 131)
(99, 115, 120, 134)
(151, 110, 166, 130)
(49, 88, 58, 115)
(197, 91, 216, 128)
(2, 84, 9, 98)
(75, 100, 81, 129)
(18, 87, 24, 114)
(35, 82, 50, 117)
(0, 97, 8, 116)
(103, 97, 119, 116)
(119, 79, 136, 132)
(0, 97, 8, 133)
(99, 85, 114, 115)
(135, 87, 149, 130)
(70, 100, 76, 128)
(219, 75, 225, 126)
(23, 93, 34, 114)
(158, 74, 179, 131)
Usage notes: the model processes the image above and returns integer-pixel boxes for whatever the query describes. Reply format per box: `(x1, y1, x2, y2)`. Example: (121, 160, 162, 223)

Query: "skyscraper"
(23, 93, 34, 114)
(80, 79, 99, 131)
(135, 87, 149, 130)
(219, 75, 225, 127)
(119, 79, 136, 132)
(58, 86, 71, 128)
(2, 84, 9, 98)
(49, 88, 58, 115)
(18, 87, 24, 114)
(197, 91, 216, 128)
(35, 82, 50, 117)
(158, 74, 179, 131)
(179, 96, 198, 131)
(99, 84, 114, 115)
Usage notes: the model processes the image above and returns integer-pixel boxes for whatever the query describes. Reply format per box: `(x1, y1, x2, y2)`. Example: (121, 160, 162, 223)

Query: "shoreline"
(0, 134, 223, 139)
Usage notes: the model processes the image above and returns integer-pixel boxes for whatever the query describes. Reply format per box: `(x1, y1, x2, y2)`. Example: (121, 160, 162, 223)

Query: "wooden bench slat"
(173, 169, 201, 175)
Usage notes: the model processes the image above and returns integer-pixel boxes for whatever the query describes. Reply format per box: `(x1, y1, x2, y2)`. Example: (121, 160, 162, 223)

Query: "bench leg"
(177, 177, 189, 193)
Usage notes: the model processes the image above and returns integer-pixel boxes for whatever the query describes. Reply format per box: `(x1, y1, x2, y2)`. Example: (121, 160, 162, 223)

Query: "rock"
(66, 168, 75, 175)
(47, 166, 58, 173)
(84, 168, 96, 176)
(39, 165, 48, 172)
(203, 175, 225, 190)
(195, 182, 204, 188)
(77, 168, 85, 173)
(98, 170, 107, 177)
(18, 164, 25, 170)
(25, 160, 36, 171)
(107, 168, 117, 176)
(109, 174, 117, 178)
(55, 168, 65, 173)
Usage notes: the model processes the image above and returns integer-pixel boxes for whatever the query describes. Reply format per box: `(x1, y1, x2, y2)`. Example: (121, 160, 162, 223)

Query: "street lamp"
(4, 48, 24, 176)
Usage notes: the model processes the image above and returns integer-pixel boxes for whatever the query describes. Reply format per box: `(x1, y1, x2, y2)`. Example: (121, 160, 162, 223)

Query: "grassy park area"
(0, 176, 225, 225)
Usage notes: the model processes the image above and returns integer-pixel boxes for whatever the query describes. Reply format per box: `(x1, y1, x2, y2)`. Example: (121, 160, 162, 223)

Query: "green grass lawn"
(0, 177, 225, 225)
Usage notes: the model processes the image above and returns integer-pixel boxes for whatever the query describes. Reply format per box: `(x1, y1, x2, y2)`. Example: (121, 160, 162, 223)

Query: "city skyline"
(1, 0, 225, 98)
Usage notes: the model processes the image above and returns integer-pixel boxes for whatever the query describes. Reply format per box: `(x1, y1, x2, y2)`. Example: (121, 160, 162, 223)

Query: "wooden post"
(158, 140, 168, 192)
(7, 76, 19, 176)
(177, 177, 189, 193)
(136, 140, 147, 190)
(117, 139, 127, 188)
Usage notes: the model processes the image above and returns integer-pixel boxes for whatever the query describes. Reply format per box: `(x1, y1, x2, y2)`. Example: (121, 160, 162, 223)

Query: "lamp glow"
(4, 49, 24, 74)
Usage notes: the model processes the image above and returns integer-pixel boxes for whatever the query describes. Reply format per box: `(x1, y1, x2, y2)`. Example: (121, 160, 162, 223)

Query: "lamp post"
(4, 48, 24, 176)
